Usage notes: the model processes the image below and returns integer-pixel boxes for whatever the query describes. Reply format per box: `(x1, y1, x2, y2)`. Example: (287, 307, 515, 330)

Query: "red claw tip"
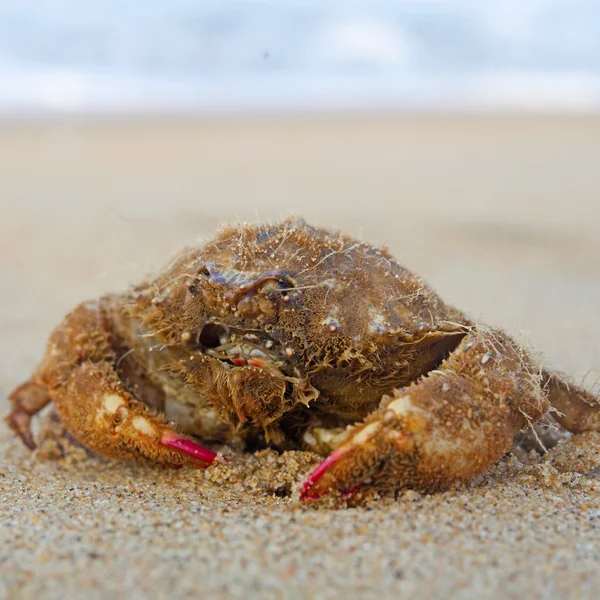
(160, 431, 220, 467)
(300, 447, 349, 501)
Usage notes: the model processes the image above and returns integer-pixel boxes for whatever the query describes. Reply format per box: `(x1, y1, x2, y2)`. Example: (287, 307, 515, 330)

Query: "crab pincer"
(160, 430, 222, 467)
(300, 447, 352, 501)
(66, 362, 228, 468)
(301, 328, 550, 501)
(4, 300, 227, 469)
(300, 417, 414, 501)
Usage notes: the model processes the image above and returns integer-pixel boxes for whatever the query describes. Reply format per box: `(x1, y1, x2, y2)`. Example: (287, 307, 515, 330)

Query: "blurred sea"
(2, 0, 600, 114)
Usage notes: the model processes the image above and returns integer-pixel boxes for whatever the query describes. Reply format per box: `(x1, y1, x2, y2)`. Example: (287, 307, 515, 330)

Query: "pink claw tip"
(300, 447, 349, 502)
(160, 431, 220, 467)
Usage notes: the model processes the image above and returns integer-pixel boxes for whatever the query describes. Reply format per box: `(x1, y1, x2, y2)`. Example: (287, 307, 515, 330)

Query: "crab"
(6, 218, 600, 501)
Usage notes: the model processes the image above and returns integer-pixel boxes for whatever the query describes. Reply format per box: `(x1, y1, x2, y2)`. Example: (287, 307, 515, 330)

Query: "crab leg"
(6, 380, 52, 450)
(301, 328, 550, 501)
(544, 371, 600, 433)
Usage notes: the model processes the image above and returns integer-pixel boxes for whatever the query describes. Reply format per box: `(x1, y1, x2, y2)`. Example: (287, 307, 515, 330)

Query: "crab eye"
(199, 266, 210, 278)
(198, 323, 228, 348)
(275, 277, 299, 304)
(259, 279, 286, 293)
(277, 279, 293, 293)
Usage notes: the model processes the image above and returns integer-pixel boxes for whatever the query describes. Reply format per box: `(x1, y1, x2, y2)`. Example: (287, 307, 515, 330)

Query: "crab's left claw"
(300, 411, 415, 501)
(300, 447, 348, 501)
(301, 328, 551, 501)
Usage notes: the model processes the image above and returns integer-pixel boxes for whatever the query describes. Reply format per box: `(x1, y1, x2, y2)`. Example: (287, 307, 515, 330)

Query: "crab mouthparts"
(199, 323, 286, 371)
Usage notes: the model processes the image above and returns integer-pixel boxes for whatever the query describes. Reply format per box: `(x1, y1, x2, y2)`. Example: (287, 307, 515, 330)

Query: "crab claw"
(300, 420, 414, 501)
(301, 327, 560, 501)
(300, 446, 352, 501)
(160, 430, 223, 467)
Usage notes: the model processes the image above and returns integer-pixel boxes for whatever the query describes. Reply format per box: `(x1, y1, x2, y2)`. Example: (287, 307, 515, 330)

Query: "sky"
(1, 1, 599, 113)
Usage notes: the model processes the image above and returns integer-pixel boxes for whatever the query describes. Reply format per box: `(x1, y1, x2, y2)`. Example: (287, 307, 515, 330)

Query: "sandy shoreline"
(1, 114, 599, 599)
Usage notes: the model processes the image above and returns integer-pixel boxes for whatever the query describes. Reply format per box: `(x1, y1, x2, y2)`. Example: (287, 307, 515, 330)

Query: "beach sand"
(1, 114, 599, 599)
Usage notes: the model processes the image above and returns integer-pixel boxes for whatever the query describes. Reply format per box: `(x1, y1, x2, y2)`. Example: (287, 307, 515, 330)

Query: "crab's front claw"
(300, 407, 416, 501)
(86, 386, 226, 468)
(300, 447, 350, 501)
(301, 328, 551, 501)
(160, 430, 222, 466)
(49, 361, 225, 468)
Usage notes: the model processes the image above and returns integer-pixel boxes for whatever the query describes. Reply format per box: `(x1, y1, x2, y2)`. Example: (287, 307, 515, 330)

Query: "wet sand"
(1, 114, 599, 599)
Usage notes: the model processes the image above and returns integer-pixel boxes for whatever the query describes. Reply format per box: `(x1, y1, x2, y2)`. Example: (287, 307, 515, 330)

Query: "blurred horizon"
(2, 0, 600, 115)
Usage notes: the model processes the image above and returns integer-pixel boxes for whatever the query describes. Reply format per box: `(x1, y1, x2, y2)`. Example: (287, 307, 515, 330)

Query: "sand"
(1, 114, 599, 599)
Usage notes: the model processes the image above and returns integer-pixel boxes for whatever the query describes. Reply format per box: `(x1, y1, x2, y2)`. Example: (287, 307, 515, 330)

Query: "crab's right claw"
(45, 361, 226, 468)
(160, 430, 222, 467)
